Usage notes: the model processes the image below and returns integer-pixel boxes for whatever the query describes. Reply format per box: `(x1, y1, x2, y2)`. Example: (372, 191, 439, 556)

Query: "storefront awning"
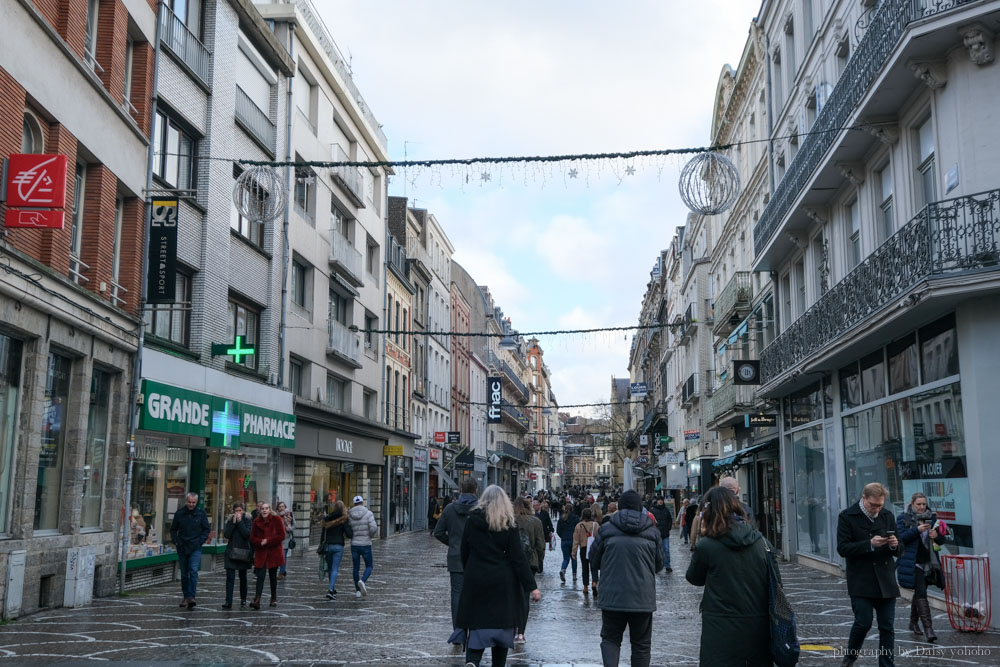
(713, 439, 778, 469)
(432, 463, 458, 489)
(713, 454, 739, 469)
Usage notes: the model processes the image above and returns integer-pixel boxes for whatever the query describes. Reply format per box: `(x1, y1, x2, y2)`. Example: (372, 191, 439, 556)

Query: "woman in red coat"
(249, 502, 286, 608)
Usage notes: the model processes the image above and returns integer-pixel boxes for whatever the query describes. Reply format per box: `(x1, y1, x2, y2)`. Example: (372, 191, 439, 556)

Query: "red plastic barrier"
(940, 554, 991, 632)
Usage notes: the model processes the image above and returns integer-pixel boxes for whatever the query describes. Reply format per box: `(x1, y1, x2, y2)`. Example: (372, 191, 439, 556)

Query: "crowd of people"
(165, 475, 949, 666)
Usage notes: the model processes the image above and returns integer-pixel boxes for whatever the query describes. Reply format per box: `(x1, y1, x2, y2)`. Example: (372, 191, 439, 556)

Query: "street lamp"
(498, 335, 518, 350)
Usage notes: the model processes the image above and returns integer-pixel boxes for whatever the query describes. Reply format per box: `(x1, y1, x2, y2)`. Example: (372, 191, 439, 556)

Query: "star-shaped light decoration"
(568, 168, 579, 179)
(625, 166, 636, 176)
(481, 172, 491, 182)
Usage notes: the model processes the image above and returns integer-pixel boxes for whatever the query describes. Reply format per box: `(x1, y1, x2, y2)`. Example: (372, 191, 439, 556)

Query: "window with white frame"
(845, 198, 861, 270)
(289, 357, 303, 397)
(784, 16, 796, 96)
(123, 37, 135, 114)
(21, 112, 44, 153)
(227, 297, 260, 370)
(230, 164, 265, 247)
(85, 0, 100, 71)
(294, 163, 315, 223)
(914, 117, 937, 208)
(111, 198, 124, 305)
(153, 110, 195, 190)
(327, 374, 346, 410)
(144, 271, 192, 345)
(793, 258, 806, 317)
(364, 313, 376, 350)
(70, 163, 87, 283)
(876, 163, 894, 246)
(291, 258, 310, 309)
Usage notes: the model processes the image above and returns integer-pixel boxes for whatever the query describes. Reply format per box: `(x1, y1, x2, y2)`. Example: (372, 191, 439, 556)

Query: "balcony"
(761, 189, 1000, 386)
(681, 372, 700, 405)
(385, 403, 410, 433)
(501, 401, 530, 431)
(326, 319, 362, 368)
(753, 0, 980, 260)
(706, 379, 756, 427)
(328, 226, 363, 286)
(679, 303, 697, 344)
(331, 144, 366, 207)
(713, 272, 753, 336)
(234, 86, 275, 155)
(500, 359, 529, 401)
(159, 4, 210, 86)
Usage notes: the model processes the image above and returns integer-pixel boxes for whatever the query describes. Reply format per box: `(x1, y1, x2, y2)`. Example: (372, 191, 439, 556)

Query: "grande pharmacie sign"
(139, 379, 295, 449)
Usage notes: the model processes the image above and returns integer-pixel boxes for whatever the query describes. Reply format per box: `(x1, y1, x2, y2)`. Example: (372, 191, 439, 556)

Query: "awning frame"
(432, 463, 459, 489)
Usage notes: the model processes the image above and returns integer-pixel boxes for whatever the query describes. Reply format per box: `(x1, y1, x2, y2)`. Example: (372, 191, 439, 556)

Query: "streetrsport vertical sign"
(147, 200, 178, 303)
(487, 376, 502, 424)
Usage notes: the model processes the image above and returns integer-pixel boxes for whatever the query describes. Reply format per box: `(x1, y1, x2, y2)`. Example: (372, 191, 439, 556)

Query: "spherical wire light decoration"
(233, 165, 287, 223)
(678, 151, 740, 215)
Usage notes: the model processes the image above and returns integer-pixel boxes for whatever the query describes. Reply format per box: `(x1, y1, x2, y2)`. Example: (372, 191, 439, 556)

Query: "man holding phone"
(837, 482, 900, 666)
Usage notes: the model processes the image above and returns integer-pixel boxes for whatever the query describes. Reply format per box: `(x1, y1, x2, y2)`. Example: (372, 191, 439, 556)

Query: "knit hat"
(619, 490, 642, 511)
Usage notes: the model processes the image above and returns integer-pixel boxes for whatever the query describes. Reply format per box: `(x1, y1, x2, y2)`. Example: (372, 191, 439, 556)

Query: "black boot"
(909, 600, 923, 634)
(916, 598, 938, 642)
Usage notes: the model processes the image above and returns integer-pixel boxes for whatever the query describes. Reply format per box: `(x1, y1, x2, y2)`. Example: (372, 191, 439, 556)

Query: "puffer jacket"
(589, 508, 664, 612)
(896, 506, 946, 589)
(348, 505, 378, 546)
(433, 493, 477, 572)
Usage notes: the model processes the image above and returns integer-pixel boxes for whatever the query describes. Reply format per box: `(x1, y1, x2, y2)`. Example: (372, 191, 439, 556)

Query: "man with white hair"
(718, 476, 755, 526)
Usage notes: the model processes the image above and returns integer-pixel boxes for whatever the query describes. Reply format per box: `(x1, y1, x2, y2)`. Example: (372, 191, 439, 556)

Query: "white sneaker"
(358, 580, 368, 597)
(354, 590, 361, 599)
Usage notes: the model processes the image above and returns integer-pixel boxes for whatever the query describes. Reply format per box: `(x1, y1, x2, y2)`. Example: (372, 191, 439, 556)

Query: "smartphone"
(886, 530, 895, 537)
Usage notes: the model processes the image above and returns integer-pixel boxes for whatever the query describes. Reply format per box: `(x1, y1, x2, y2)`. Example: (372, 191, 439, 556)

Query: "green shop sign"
(139, 379, 295, 449)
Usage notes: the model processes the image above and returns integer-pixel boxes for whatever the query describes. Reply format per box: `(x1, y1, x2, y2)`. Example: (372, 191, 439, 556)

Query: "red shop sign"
(5, 154, 68, 208)
(4, 209, 64, 229)
(434, 431, 446, 443)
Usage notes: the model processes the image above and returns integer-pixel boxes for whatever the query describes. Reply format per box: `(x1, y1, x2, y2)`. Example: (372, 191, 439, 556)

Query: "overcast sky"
(320, 1, 761, 411)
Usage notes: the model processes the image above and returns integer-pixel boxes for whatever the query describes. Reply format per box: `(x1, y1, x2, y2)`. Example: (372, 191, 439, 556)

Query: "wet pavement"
(0, 525, 997, 664)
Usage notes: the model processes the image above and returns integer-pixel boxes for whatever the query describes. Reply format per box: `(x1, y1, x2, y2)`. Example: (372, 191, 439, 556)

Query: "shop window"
(0, 335, 23, 535)
(153, 110, 195, 190)
(81, 368, 113, 528)
(888, 333, 918, 394)
(211, 447, 272, 544)
(920, 313, 958, 383)
(128, 440, 190, 558)
(144, 271, 192, 346)
(860, 349, 886, 404)
(785, 381, 824, 429)
(35, 353, 73, 531)
(227, 297, 260, 370)
(792, 424, 829, 559)
(840, 361, 862, 410)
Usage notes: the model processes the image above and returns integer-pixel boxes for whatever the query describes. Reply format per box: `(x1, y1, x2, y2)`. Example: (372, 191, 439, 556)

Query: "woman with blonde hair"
(456, 485, 540, 667)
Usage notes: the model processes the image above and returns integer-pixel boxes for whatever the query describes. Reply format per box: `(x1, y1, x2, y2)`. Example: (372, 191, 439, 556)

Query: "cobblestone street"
(0, 528, 996, 665)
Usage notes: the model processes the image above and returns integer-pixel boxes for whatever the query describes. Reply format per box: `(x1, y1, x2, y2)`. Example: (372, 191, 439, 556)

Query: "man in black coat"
(169, 492, 210, 609)
(648, 496, 673, 573)
(532, 499, 554, 572)
(837, 482, 900, 667)
(434, 477, 478, 644)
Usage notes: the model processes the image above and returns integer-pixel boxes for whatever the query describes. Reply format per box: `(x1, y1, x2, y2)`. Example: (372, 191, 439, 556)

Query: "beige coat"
(689, 513, 703, 550)
(572, 520, 600, 558)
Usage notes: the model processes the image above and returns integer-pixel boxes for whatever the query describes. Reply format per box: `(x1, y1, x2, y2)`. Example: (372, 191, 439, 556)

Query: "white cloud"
(536, 214, 610, 284)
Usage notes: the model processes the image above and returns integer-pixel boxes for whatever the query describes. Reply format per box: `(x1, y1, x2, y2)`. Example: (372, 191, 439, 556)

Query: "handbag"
(229, 546, 252, 563)
(288, 536, 296, 550)
(763, 539, 800, 666)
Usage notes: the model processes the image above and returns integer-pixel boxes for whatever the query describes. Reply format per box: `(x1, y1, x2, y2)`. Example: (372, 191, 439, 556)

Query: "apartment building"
(0, 0, 156, 615)
(754, 0, 1000, 618)
(451, 261, 488, 488)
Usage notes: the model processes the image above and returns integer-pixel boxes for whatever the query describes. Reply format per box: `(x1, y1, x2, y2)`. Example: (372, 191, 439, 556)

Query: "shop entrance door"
(755, 458, 783, 554)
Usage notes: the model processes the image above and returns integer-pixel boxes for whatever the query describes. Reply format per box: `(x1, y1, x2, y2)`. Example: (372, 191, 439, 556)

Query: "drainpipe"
(276, 23, 295, 505)
(121, 3, 164, 594)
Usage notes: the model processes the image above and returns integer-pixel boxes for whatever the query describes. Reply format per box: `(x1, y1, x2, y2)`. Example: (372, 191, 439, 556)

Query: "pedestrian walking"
(685, 486, 772, 666)
(572, 508, 601, 596)
(557, 503, 579, 583)
(276, 501, 295, 578)
(220, 502, 253, 609)
(533, 499, 554, 570)
(719, 476, 756, 526)
(169, 491, 210, 609)
(682, 499, 698, 544)
(588, 490, 663, 667)
(897, 491, 947, 642)
(348, 495, 378, 598)
(320, 500, 352, 600)
(249, 501, 285, 609)
(649, 496, 673, 573)
(837, 482, 899, 666)
(590, 502, 603, 525)
(456, 485, 540, 667)
(429, 495, 440, 532)
(513, 497, 545, 643)
(434, 478, 479, 644)
(600, 502, 617, 525)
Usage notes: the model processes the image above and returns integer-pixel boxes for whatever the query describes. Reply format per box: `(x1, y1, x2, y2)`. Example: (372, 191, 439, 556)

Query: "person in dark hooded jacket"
(434, 477, 478, 645)
(588, 490, 664, 667)
(685, 486, 773, 666)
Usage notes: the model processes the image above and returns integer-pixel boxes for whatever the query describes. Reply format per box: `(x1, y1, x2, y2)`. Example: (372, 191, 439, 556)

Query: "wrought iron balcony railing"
(501, 401, 530, 430)
(753, 0, 978, 257)
(384, 402, 409, 432)
(706, 379, 755, 424)
(327, 318, 362, 367)
(159, 4, 210, 86)
(761, 189, 1000, 385)
(329, 224, 364, 285)
(681, 372, 699, 405)
(713, 272, 753, 335)
(234, 86, 275, 154)
(500, 359, 529, 400)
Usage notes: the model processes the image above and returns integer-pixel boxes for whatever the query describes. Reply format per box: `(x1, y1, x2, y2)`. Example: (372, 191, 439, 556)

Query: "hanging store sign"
(630, 382, 648, 397)
(745, 413, 777, 428)
(4, 209, 64, 229)
(733, 360, 761, 385)
(139, 379, 295, 448)
(434, 431, 446, 444)
(211, 335, 256, 363)
(147, 200, 178, 303)
(384, 445, 405, 457)
(684, 429, 701, 442)
(4, 154, 68, 207)
(487, 376, 502, 423)
(447, 431, 462, 444)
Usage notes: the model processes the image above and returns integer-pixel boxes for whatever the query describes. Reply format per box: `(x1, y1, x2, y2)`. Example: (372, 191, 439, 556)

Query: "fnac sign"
(3, 154, 68, 229)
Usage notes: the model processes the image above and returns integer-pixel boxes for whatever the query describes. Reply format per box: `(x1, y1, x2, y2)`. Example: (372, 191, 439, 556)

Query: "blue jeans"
(280, 548, 288, 574)
(351, 544, 373, 589)
(325, 545, 345, 592)
(661, 537, 671, 570)
(560, 540, 577, 575)
(847, 596, 896, 667)
(449, 571, 464, 632)
(178, 549, 202, 599)
(680, 524, 690, 542)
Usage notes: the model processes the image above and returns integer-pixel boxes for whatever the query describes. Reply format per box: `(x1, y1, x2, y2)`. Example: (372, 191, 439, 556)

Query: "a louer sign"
(139, 379, 295, 449)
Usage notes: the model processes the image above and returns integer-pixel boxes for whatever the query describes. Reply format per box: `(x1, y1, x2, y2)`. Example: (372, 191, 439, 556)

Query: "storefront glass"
(127, 437, 190, 559)
(388, 455, 412, 535)
(208, 447, 273, 544)
(304, 459, 355, 544)
(0, 335, 22, 535)
(35, 352, 72, 531)
(792, 425, 831, 560)
(843, 382, 971, 553)
(81, 368, 113, 528)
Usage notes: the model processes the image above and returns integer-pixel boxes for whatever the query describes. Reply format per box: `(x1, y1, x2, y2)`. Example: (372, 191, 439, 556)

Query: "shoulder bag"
(763, 539, 800, 666)
(228, 545, 252, 563)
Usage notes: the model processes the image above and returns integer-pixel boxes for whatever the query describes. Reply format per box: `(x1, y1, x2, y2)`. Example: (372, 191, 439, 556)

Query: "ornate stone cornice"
(907, 58, 948, 89)
(959, 22, 995, 66)
(836, 162, 865, 186)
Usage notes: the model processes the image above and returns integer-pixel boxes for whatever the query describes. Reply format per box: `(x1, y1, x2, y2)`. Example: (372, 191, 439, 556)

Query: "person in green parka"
(685, 485, 774, 666)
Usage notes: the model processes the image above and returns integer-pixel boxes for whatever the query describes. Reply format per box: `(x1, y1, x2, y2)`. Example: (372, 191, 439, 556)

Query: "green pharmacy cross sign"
(211, 400, 241, 448)
(211, 335, 255, 363)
